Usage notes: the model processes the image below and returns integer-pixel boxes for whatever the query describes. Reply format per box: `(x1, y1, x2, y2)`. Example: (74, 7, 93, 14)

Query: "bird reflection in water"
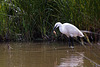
(56, 52, 84, 67)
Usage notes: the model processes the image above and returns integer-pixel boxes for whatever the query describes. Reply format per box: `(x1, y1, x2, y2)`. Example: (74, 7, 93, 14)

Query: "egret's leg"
(71, 37, 74, 46)
(68, 37, 71, 47)
(68, 37, 74, 48)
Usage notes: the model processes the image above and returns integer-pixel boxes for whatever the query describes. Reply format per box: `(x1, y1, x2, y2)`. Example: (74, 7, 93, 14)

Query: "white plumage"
(53, 22, 84, 48)
(53, 22, 84, 37)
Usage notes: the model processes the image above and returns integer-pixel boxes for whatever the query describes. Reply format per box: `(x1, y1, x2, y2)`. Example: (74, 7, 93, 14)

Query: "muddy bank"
(0, 29, 99, 43)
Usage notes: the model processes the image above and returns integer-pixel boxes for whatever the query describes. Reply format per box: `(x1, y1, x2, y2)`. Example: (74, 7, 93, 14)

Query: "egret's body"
(53, 22, 84, 48)
(58, 23, 84, 37)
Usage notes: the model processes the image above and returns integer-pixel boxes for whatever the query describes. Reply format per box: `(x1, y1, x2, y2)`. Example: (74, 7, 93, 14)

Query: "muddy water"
(0, 42, 100, 67)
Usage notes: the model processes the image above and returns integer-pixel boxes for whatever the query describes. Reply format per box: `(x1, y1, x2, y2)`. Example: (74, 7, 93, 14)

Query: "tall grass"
(0, 0, 100, 41)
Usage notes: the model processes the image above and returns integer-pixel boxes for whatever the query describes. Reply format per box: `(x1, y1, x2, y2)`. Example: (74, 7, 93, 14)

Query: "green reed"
(0, 0, 100, 41)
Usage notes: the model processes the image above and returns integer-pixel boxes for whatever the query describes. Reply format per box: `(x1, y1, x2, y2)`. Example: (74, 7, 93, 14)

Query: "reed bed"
(0, 0, 100, 41)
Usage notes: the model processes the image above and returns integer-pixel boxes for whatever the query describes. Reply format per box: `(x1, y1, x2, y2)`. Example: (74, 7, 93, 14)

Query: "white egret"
(53, 22, 84, 48)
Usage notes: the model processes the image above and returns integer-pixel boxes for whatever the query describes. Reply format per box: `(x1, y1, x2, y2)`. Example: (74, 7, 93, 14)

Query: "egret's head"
(53, 22, 62, 31)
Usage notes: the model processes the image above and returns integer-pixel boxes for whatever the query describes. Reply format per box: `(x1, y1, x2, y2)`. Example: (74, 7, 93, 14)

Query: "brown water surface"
(0, 42, 100, 67)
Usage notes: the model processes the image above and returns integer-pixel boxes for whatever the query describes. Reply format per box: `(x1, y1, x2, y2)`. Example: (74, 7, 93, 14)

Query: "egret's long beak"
(53, 26, 56, 31)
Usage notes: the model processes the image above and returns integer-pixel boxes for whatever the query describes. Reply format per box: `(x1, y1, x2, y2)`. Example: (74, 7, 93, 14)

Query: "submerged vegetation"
(0, 0, 100, 41)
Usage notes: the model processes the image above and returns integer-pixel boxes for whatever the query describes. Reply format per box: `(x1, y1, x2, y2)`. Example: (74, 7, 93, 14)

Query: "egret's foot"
(70, 46, 74, 49)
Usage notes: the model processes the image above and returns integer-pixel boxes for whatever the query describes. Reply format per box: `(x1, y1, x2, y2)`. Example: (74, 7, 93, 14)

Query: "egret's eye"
(55, 25, 57, 28)
(56, 25, 58, 28)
